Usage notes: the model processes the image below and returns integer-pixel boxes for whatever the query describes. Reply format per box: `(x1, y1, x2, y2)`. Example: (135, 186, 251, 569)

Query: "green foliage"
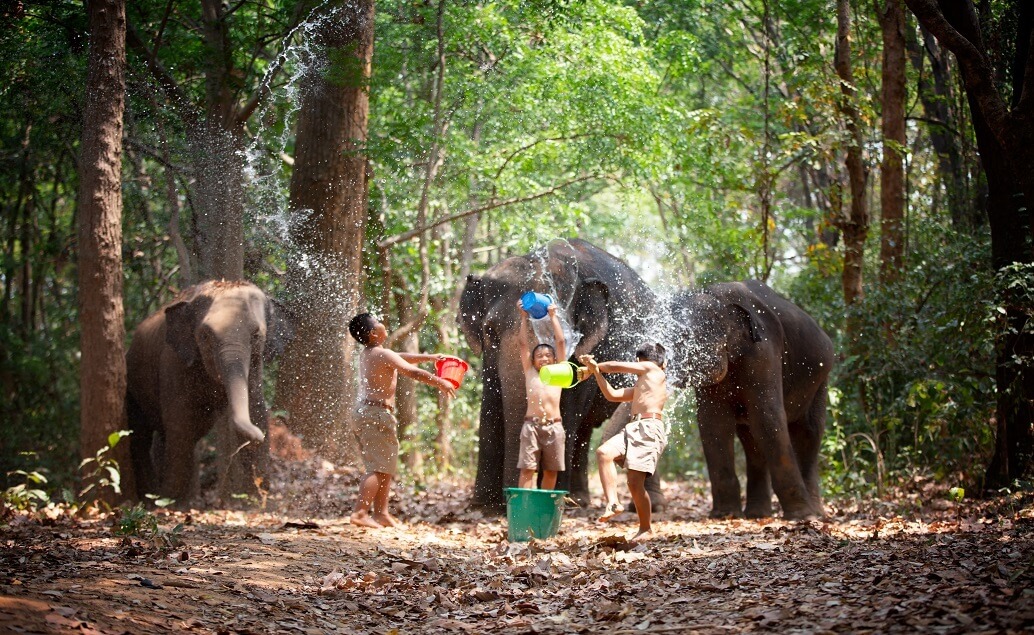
(114, 499, 184, 547)
(79, 430, 132, 503)
(114, 502, 160, 538)
(822, 230, 997, 492)
(2, 466, 51, 513)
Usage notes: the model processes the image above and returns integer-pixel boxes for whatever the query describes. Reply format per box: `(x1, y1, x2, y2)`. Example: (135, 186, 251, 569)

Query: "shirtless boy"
(579, 343, 668, 542)
(348, 313, 458, 529)
(516, 301, 567, 490)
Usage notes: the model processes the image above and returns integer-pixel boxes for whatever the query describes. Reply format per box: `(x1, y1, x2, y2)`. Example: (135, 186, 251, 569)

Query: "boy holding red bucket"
(515, 298, 568, 491)
(347, 313, 465, 529)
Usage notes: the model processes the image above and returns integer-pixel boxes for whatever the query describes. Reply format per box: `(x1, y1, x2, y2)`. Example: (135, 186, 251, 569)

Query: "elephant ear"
(264, 297, 294, 362)
(458, 274, 486, 355)
(571, 277, 610, 357)
(165, 300, 201, 367)
(729, 301, 765, 343)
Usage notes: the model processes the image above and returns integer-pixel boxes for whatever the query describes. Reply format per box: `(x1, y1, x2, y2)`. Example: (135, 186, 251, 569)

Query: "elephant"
(126, 280, 292, 506)
(667, 280, 833, 520)
(459, 238, 665, 512)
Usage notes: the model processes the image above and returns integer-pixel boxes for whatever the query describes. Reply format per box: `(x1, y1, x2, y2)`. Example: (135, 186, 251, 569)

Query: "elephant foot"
(567, 490, 591, 509)
(782, 507, 824, 522)
(628, 496, 668, 514)
(470, 498, 507, 516)
(744, 505, 773, 519)
(709, 507, 744, 519)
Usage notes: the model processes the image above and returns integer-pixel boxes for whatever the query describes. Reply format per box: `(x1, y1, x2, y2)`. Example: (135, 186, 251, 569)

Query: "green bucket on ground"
(505, 487, 568, 542)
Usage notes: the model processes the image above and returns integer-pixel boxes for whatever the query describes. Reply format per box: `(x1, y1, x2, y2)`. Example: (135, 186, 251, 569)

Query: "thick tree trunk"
(834, 0, 870, 306)
(191, 0, 245, 282)
(905, 0, 1034, 487)
(77, 0, 133, 504)
(879, 0, 907, 283)
(275, 0, 374, 462)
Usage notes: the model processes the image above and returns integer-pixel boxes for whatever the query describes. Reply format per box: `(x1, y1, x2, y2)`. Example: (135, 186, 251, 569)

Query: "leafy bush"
(821, 232, 997, 492)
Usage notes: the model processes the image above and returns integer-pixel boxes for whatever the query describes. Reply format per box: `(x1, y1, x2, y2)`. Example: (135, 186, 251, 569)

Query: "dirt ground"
(2, 428, 1033, 634)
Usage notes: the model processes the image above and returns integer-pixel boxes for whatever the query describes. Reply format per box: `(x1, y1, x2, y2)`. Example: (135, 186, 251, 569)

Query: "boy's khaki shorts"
(517, 419, 566, 472)
(597, 416, 668, 475)
(353, 403, 399, 475)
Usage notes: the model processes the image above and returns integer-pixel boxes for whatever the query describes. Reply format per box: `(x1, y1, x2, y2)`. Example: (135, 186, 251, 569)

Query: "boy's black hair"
(635, 342, 666, 367)
(532, 343, 556, 359)
(348, 312, 378, 345)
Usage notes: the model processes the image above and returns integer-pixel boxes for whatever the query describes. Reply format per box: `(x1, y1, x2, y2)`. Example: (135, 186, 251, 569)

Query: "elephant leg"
(472, 369, 506, 511)
(791, 385, 828, 517)
(565, 419, 596, 507)
(697, 398, 742, 518)
(737, 425, 773, 518)
(160, 430, 201, 507)
(750, 392, 815, 520)
(127, 397, 159, 500)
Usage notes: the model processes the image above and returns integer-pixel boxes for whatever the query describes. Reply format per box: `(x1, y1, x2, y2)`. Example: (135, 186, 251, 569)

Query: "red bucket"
(435, 356, 469, 389)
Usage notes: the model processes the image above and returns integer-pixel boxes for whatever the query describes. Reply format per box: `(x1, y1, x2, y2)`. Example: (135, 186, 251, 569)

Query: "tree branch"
(377, 174, 599, 249)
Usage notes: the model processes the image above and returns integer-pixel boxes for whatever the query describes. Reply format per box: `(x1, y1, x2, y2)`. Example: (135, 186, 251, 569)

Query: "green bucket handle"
(539, 361, 587, 388)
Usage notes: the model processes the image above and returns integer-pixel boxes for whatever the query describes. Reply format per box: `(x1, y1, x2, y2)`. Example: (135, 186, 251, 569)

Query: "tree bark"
(834, 0, 870, 306)
(190, 0, 245, 282)
(905, 0, 1034, 488)
(77, 0, 133, 504)
(906, 25, 975, 229)
(879, 0, 908, 283)
(275, 0, 374, 462)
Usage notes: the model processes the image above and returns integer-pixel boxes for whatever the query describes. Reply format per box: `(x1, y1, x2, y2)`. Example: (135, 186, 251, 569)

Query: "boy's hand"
(546, 304, 557, 317)
(516, 299, 527, 313)
(437, 377, 457, 398)
(578, 354, 598, 374)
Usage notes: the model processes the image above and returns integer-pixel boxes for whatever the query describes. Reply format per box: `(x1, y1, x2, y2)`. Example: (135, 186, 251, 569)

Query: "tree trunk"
(191, 0, 245, 282)
(906, 25, 975, 229)
(905, 0, 1034, 487)
(77, 0, 133, 504)
(834, 0, 870, 306)
(275, 0, 374, 463)
(879, 0, 907, 283)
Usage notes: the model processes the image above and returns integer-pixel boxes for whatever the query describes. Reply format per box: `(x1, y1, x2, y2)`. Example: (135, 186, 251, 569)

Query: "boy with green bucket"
(579, 343, 669, 543)
(347, 313, 460, 529)
(515, 299, 569, 491)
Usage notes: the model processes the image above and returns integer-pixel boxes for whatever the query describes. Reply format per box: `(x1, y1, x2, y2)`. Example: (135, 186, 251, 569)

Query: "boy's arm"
(547, 304, 566, 360)
(579, 355, 633, 402)
(398, 352, 443, 364)
(381, 348, 457, 397)
(516, 301, 532, 372)
(597, 360, 648, 375)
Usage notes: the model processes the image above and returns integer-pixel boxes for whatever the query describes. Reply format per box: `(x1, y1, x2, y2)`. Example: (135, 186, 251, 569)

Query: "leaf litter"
(1, 442, 1032, 634)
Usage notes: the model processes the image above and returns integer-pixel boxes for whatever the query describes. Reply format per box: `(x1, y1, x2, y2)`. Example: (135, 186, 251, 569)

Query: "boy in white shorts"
(580, 342, 668, 543)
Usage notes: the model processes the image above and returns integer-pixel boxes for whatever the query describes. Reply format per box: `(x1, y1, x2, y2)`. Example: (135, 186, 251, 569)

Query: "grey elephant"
(668, 280, 833, 520)
(126, 280, 292, 506)
(459, 238, 664, 511)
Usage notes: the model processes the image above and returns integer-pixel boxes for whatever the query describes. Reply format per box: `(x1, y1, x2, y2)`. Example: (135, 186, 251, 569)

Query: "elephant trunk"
(219, 347, 266, 444)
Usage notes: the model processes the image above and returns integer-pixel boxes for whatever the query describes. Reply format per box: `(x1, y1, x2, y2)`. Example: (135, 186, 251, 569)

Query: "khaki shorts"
(597, 416, 668, 475)
(517, 419, 566, 472)
(353, 403, 399, 475)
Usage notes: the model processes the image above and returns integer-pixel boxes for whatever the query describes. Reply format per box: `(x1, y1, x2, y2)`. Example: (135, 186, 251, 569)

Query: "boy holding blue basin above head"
(347, 312, 460, 530)
(515, 297, 568, 491)
(579, 342, 669, 543)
